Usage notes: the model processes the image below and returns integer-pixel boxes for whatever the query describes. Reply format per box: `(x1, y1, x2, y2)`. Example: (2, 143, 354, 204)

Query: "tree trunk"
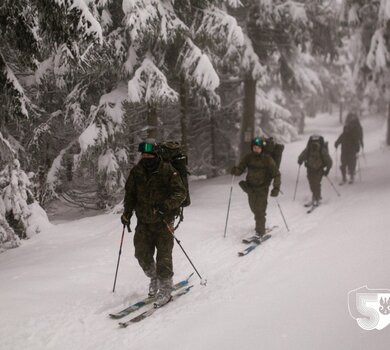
(298, 111, 305, 135)
(387, 102, 390, 145)
(147, 103, 158, 139)
(179, 76, 188, 153)
(240, 78, 256, 158)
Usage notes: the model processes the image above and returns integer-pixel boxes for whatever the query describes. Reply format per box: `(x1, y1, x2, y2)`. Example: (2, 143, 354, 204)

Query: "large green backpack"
(262, 137, 284, 169)
(158, 141, 191, 208)
(305, 135, 328, 170)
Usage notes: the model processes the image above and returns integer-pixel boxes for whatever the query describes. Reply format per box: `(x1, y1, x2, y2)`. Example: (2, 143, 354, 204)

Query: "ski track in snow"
(1, 113, 390, 350)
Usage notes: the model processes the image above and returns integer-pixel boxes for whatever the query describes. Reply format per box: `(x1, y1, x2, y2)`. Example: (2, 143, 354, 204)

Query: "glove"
(323, 168, 330, 176)
(270, 188, 279, 197)
(121, 213, 131, 232)
(155, 203, 169, 216)
(334, 142, 338, 149)
(298, 160, 303, 166)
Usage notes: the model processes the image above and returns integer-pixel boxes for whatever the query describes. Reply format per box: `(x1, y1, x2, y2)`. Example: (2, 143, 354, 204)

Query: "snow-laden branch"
(347, 3, 360, 26)
(276, 1, 308, 24)
(65, 83, 87, 130)
(0, 55, 30, 119)
(256, 91, 291, 120)
(196, 7, 244, 52)
(222, 0, 243, 8)
(79, 84, 129, 152)
(0, 132, 16, 163)
(128, 57, 178, 103)
(241, 35, 265, 80)
(256, 89, 297, 143)
(288, 52, 323, 94)
(0, 159, 51, 244)
(179, 39, 220, 92)
(27, 111, 63, 149)
(98, 148, 125, 192)
(123, 0, 159, 42)
(53, 0, 103, 44)
(35, 57, 54, 85)
(366, 28, 389, 71)
(123, 0, 187, 44)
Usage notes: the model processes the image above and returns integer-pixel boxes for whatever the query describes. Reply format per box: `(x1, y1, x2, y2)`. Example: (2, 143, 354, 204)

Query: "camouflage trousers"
(247, 186, 269, 235)
(133, 221, 174, 280)
(307, 169, 323, 201)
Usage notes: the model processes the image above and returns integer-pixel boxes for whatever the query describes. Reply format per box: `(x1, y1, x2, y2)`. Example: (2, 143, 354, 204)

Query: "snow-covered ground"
(1, 112, 390, 350)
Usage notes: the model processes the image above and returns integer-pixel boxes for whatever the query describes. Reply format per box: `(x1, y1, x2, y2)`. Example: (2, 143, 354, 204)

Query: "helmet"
(138, 138, 158, 154)
(251, 137, 263, 147)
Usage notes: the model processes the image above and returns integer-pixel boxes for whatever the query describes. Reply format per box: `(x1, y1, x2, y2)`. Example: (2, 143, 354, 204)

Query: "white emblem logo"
(348, 286, 390, 330)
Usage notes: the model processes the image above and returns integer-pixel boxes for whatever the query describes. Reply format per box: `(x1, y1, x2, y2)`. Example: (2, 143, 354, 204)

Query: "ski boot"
(148, 277, 158, 298)
(154, 278, 173, 308)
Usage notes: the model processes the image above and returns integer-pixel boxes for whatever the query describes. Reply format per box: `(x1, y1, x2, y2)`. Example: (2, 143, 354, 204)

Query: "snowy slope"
(1, 112, 390, 350)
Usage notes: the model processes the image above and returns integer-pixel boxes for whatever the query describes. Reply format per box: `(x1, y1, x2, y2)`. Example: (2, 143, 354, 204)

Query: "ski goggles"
(138, 142, 156, 153)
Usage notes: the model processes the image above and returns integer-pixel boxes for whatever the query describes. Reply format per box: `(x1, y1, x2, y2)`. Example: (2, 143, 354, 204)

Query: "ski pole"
(112, 225, 126, 293)
(223, 175, 235, 238)
(164, 220, 207, 286)
(361, 147, 367, 165)
(334, 148, 338, 180)
(293, 165, 301, 201)
(275, 198, 289, 232)
(324, 175, 341, 197)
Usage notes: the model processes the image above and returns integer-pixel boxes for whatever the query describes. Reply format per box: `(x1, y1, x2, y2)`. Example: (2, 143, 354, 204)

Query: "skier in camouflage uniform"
(231, 137, 281, 237)
(335, 112, 363, 184)
(298, 135, 332, 206)
(121, 138, 186, 307)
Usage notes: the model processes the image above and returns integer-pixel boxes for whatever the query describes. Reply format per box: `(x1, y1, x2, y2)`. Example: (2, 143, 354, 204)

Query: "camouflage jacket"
(233, 152, 281, 190)
(123, 159, 187, 224)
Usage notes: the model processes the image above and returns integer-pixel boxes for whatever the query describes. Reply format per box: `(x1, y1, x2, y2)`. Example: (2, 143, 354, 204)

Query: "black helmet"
(251, 137, 264, 147)
(138, 138, 158, 154)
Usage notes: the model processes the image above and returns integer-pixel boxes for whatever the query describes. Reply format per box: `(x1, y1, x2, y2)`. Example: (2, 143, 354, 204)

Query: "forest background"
(1, 0, 390, 251)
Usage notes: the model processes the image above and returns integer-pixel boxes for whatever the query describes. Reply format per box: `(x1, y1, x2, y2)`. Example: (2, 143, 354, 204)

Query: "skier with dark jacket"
(335, 113, 363, 184)
(121, 138, 186, 307)
(298, 135, 333, 207)
(231, 137, 281, 237)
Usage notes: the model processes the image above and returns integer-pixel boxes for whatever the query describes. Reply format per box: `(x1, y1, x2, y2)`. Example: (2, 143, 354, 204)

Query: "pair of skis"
(110, 273, 193, 327)
(238, 226, 277, 256)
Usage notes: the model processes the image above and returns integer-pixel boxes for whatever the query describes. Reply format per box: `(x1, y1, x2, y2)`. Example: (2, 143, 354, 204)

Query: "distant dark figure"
(335, 113, 363, 184)
(298, 135, 333, 207)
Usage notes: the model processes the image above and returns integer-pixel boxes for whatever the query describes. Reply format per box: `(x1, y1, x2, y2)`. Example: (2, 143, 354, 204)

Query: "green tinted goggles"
(138, 142, 155, 153)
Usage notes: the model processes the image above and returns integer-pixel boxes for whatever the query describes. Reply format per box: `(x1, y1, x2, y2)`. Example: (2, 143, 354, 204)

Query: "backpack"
(262, 137, 284, 169)
(305, 135, 328, 170)
(158, 141, 191, 208)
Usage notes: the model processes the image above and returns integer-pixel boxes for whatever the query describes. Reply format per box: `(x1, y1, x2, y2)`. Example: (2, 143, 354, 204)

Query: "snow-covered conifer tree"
(340, 0, 390, 143)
